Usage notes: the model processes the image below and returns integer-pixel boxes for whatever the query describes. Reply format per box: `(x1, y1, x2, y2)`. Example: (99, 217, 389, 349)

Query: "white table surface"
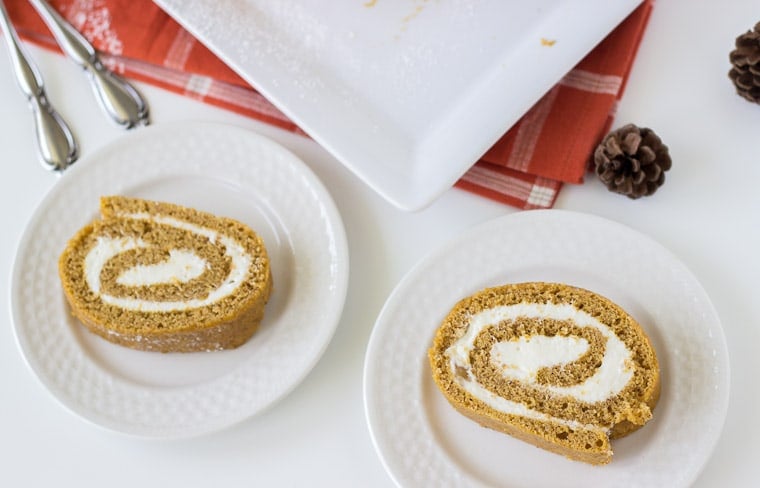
(1, 0, 757, 486)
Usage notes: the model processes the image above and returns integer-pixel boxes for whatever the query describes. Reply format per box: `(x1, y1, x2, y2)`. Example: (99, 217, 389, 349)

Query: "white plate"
(154, 0, 642, 211)
(10, 121, 348, 438)
(364, 210, 729, 487)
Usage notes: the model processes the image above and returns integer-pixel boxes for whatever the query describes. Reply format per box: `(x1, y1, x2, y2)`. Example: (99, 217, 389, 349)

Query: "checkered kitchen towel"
(5, 0, 652, 209)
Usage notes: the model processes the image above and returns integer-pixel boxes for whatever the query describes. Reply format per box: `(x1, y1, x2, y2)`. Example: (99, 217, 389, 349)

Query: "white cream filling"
(83, 212, 251, 312)
(116, 249, 207, 286)
(84, 236, 146, 293)
(490, 335, 590, 382)
(445, 302, 634, 431)
(456, 374, 592, 432)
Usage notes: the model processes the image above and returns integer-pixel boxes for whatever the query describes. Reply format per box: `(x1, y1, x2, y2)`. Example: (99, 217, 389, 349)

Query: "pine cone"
(729, 22, 760, 103)
(593, 124, 671, 199)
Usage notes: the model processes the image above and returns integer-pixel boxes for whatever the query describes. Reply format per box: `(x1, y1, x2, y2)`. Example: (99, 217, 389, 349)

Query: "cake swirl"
(59, 196, 272, 352)
(429, 282, 660, 465)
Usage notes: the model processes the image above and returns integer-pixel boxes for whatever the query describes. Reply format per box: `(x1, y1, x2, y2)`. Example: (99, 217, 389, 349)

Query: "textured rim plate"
(10, 121, 348, 438)
(154, 0, 642, 210)
(364, 210, 729, 487)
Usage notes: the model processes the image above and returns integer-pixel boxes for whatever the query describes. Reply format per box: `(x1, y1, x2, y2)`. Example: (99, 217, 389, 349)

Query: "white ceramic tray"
(154, 0, 642, 210)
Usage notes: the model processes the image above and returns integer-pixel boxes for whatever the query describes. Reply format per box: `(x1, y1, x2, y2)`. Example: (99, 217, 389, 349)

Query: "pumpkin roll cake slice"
(429, 282, 660, 465)
(59, 196, 272, 352)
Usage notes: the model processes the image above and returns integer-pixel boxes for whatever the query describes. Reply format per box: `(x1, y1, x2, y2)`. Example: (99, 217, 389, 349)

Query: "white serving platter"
(154, 0, 643, 210)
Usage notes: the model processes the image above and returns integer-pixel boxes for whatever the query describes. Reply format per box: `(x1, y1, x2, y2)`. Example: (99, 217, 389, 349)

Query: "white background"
(1, 0, 757, 486)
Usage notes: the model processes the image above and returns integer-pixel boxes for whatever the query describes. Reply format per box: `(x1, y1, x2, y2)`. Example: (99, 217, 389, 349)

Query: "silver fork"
(0, 0, 77, 171)
(30, 0, 150, 128)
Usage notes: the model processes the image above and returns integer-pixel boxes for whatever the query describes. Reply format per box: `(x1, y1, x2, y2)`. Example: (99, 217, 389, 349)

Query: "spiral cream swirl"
(445, 302, 635, 432)
(83, 212, 251, 312)
(430, 283, 659, 464)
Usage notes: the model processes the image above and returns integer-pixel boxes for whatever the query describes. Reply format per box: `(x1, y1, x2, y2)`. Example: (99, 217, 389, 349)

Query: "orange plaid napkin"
(5, 0, 652, 209)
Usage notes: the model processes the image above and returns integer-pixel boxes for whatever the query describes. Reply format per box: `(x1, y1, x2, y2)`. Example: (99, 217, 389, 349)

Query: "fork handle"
(30, 0, 149, 128)
(0, 1, 77, 171)
(31, 95, 79, 171)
